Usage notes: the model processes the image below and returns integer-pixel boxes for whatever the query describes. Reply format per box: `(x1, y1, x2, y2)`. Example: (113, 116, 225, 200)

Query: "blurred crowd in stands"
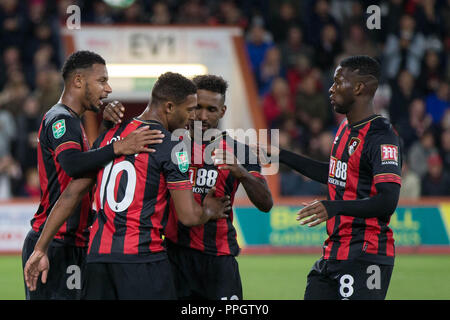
(0, 0, 448, 199)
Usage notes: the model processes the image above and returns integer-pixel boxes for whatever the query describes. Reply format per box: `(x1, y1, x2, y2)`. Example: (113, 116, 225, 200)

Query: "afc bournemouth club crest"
(348, 137, 361, 156)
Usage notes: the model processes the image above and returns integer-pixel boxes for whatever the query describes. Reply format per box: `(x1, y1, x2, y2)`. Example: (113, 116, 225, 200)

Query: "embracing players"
(24, 72, 231, 299)
(165, 75, 273, 300)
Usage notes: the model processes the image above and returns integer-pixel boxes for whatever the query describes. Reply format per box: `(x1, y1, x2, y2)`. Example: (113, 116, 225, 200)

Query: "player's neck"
(59, 90, 85, 117)
(137, 106, 168, 130)
(346, 101, 374, 125)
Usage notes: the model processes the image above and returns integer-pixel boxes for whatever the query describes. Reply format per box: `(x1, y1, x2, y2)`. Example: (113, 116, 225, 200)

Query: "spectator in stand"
(0, 155, 21, 199)
(268, 2, 301, 44)
(211, 0, 248, 28)
(85, 0, 114, 25)
(440, 129, 450, 174)
(32, 66, 62, 114)
(342, 22, 379, 59)
(150, 1, 172, 25)
(176, 0, 209, 25)
(0, 99, 17, 199)
(399, 162, 421, 199)
(0, 0, 27, 49)
(295, 70, 330, 130)
(20, 167, 40, 198)
(417, 49, 445, 96)
(286, 54, 313, 97)
(0, 68, 30, 117)
(115, 1, 148, 23)
(258, 46, 284, 96)
(315, 23, 342, 76)
(0, 46, 22, 90)
(245, 22, 274, 84)
(382, 13, 426, 79)
(421, 153, 450, 196)
(425, 81, 449, 124)
(262, 77, 294, 129)
(388, 69, 422, 126)
(411, 0, 442, 38)
(15, 95, 41, 173)
(408, 128, 439, 178)
(279, 25, 314, 72)
(304, 0, 340, 47)
(395, 98, 433, 153)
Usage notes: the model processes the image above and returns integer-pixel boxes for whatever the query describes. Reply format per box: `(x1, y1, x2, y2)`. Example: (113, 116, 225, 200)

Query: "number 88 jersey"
(165, 134, 265, 256)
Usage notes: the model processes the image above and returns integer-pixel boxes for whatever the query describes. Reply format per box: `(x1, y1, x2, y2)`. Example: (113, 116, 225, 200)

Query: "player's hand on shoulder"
(103, 100, 125, 125)
(113, 126, 165, 155)
(203, 186, 231, 221)
(24, 249, 50, 291)
(296, 200, 328, 227)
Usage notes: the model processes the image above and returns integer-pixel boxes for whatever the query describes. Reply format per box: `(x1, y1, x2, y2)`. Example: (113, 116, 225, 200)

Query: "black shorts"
(167, 241, 242, 300)
(304, 257, 394, 300)
(82, 259, 177, 300)
(22, 230, 86, 300)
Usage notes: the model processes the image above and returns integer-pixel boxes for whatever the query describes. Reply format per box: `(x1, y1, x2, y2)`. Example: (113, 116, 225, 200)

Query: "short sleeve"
(367, 130, 402, 186)
(46, 115, 84, 158)
(161, 140, 192, 191)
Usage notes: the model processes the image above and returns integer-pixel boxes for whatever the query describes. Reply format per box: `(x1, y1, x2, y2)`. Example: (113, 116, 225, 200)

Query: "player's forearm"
(279, 149, 329, 184)
(58, 145, 115, 178)
(240, 173, 273, 212)
(322, 183, 400, 219)
(34, 178, 95, 252)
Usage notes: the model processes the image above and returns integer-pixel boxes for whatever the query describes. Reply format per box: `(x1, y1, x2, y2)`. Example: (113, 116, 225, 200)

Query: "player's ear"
(165, 101, 174, 114)
(73, 73, 84, 89)
(219, 105, 227, 119)
(353, 82, 364, 96)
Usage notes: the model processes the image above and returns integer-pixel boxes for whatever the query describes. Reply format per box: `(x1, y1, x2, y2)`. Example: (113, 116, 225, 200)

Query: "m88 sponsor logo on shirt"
(188, 167, 218, 193)
(329, 156, 347, 187)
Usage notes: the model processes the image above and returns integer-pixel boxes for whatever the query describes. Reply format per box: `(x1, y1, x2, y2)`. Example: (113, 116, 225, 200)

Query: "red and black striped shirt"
(324, 115, 401, 265)
(87, 119, 191, 263)
(165, 134, 265, 256)
(31, 103, 93, 247)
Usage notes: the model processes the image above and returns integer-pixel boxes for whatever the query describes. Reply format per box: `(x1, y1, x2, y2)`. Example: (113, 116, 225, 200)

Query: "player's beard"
(85, 83, 100, 113)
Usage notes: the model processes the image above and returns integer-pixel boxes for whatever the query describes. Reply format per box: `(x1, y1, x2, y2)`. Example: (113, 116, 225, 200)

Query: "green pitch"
(1, 254, 450, 300)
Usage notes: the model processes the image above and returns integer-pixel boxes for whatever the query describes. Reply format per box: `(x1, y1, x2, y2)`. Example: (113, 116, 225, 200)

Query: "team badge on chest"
(348, 137, 361, 156)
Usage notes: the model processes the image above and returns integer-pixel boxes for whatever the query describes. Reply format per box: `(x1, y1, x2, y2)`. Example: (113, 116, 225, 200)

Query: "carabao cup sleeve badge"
(52, 119, 66, 139)
(176, 151, 190, 173)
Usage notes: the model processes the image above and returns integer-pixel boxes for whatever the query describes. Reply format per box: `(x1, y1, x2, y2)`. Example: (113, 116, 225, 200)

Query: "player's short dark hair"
(61, 50, 106, 80)
(151, 72, 197, 105)
(192, 74, 228, 98)
(339, 55, 381, 80)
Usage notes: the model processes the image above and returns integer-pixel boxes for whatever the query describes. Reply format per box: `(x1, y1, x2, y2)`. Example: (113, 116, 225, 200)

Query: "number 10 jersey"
(87, 119, 191, 263)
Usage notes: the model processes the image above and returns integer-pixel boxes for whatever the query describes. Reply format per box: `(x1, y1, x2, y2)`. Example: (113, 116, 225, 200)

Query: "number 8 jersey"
(87, 119, 192, 263)
(325, 115, 402, 265)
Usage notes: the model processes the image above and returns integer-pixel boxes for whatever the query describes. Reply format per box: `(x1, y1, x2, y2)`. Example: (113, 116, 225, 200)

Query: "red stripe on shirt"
(150, 173, 167, 252)
(363, 217, 381, 254)
(52, 150, 71, 239)
(214, 168, 232, 255)
(32, 134, 50, 232)
(54, 141, 81, 158)
(373, 174, 402, 185)
(123, 152, 150, 255)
